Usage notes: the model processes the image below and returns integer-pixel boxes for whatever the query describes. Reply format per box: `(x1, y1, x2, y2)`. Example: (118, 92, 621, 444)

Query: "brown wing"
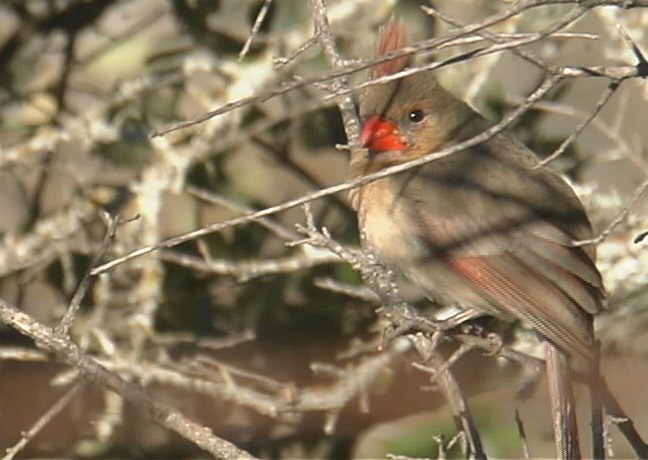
(415, 211, 603, 365)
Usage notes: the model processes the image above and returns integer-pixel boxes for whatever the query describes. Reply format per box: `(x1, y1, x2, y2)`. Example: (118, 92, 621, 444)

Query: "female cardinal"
(352, 20, 604, 458)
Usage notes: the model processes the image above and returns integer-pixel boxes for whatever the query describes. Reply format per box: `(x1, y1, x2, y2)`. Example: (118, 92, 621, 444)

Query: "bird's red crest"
(369, 19, 410, 80)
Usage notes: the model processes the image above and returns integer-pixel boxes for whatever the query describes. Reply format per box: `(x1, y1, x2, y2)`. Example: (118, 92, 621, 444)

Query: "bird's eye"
(408, 109, 425, 123)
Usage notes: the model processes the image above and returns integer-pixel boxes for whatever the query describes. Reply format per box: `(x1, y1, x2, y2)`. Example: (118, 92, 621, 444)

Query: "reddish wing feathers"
(369, 19, 410, 80)
(415, 210, 600, 365)
(449, 254, 593, 364)
(432, 217, 600, 365)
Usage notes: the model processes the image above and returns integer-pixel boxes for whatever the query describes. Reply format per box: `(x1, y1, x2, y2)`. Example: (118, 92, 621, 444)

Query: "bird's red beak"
(360, 115, 406, 152)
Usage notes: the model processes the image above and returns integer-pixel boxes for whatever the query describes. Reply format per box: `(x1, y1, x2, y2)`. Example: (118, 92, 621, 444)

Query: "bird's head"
(358, 19, 478, 168)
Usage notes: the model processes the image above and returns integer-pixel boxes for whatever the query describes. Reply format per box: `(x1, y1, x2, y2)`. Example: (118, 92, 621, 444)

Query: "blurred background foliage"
(0, 0, 647, 458)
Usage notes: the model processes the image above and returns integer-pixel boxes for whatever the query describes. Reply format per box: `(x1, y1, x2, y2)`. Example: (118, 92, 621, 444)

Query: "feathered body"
(352, 21, 604, 371)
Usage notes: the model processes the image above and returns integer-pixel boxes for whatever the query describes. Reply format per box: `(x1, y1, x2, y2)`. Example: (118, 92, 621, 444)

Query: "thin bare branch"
(574, 176, 648, 247)
(239, 0, 273, 62)
(410, 333, 486, 460)
(515, 409, 533, 460)
(536, 80, 621, 167)
(308, 0, 361, 144)
(3, 384, 83, 460)
(57, 212, 126, 336)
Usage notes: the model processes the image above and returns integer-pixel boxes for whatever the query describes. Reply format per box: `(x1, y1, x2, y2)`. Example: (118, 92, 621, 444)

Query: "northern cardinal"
(352, 20, 604, 458)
